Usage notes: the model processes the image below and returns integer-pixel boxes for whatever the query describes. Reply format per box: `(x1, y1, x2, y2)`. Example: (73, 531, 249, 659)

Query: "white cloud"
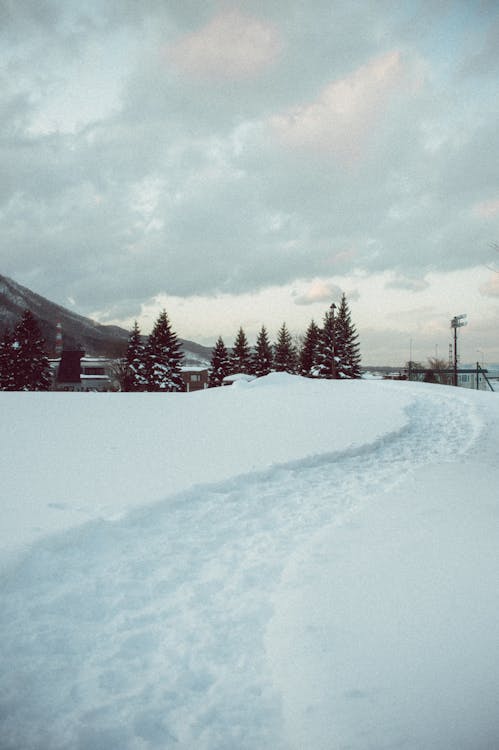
(293, 279, 343, 306)
(169, 10, 282, 80)
(480, 274, 499, 297)
(269, 50, 406, 161)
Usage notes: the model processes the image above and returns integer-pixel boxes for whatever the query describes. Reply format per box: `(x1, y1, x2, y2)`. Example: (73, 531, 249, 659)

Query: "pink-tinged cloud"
(294, 280, 343, 306)
(168, 10, 282, 80)
(472, 197, 499, 219)
(480, 274, 499, 297)
(269, 51, 405, 161)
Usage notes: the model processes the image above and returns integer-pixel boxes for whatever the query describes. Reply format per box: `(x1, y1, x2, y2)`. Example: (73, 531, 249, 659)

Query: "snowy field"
(1, 374, 499, 749)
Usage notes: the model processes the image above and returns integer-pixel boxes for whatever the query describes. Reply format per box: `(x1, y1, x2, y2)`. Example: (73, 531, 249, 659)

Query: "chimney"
(57, 347, 85, 383)
(55, 322, 63, 356)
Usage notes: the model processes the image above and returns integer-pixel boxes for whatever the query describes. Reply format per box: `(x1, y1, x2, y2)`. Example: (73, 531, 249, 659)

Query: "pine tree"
(0, 329, 15, 390)
(299, 319, 321, 377)
(124, 321, 148, 391)
(316, 303, 338, 379)
(252, 325, 273, 377)
(209, 336, 231, 387)
(273, 322, 297, 373)
(335, 293, 362, 378)
(9, 310, 51, 390)
(230, 327, 252, 374)
(145, 310, 184, 392)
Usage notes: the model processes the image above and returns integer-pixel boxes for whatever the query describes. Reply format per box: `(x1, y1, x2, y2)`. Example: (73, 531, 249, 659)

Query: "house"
(181, 366, 209, 392)
(51, 350, 115, 391)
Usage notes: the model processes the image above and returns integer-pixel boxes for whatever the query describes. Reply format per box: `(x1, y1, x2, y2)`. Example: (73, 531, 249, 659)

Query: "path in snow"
(0, 389, 480, 750)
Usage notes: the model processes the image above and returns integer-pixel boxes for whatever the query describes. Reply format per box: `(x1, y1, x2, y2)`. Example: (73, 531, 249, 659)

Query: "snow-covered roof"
(222, 373, 256, 383)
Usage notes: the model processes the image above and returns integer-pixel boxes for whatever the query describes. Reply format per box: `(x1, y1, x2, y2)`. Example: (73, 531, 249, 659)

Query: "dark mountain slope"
(0, 274, 212, 362)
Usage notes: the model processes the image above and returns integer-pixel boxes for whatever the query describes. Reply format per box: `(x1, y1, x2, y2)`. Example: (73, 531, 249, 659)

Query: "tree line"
(0, 293, 361, 391)
(206, 293, 361, 387)
(123, 293, 361, 390)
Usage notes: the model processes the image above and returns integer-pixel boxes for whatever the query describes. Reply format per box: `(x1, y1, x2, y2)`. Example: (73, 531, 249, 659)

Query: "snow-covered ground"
(1, 374, 498, 749)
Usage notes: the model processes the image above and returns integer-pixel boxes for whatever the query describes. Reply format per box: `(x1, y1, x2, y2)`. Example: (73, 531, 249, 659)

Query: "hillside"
(0, 274, 212, 362)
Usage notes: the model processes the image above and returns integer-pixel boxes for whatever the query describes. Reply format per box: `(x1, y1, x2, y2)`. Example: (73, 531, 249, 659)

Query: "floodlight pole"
(451, 314, 467, 387)
(330, 302, 337, 380)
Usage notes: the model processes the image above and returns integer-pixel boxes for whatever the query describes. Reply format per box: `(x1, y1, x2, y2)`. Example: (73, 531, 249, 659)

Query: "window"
(190, 374, 201, 382)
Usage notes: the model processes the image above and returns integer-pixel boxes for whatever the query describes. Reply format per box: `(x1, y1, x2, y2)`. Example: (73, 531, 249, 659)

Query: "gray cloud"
(1, 0, 499, 321)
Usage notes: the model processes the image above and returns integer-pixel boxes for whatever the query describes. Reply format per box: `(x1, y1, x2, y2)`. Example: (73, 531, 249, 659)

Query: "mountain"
(0, 274, 212, 363)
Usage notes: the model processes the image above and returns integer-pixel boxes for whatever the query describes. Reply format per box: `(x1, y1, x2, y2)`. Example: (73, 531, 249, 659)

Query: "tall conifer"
(273, 322, 297, 373)
(8, 310, 51, 390)
(252, 325, 273, 377)
(0, 329, 15, 390)
(299, 320, 321, 377)
(316, 304, 338, 379)
(335, 293, 362, 378)
(230, 327, 252, 374)
(209, 336, 231, 387)
(146, 310, 184, 391)
(124, 321, 148, 391)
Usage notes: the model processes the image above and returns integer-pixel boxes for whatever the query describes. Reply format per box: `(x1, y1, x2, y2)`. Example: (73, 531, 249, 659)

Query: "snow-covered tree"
(316, 296, 361, 379)
(145, 310, 184, 392)
(335, 294, 362, 378)
(0, 329, 16, 390)
(299, 319, 321, 377)
(230, 327, 252, 374)
(252, 325, 273, 377)
(124, 321, 148, 391)
(209, 336, 231, 387)
(4, 310, 52, 390)
(316, 303, 338, 379)
(273, 322, 297, 373)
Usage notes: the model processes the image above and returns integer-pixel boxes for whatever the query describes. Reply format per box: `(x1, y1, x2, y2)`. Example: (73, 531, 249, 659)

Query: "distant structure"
(56, 347, 85, 385)
(55, 322, 63, 357)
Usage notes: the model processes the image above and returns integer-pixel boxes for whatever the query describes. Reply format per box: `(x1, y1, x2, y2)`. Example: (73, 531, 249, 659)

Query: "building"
(51, 350, 115, 391)
(408, 366, 493, 391)
(181, 366, 209, 392)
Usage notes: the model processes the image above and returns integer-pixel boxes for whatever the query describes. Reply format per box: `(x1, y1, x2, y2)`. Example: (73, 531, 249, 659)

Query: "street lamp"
(451, 314, 467, 386)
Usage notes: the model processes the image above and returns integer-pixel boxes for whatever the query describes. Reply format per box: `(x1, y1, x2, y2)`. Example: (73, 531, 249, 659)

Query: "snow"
(1, 373, 499, 749)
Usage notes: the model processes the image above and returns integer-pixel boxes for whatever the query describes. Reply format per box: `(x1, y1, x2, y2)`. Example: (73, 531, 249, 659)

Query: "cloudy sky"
(2, 0, 499, 364)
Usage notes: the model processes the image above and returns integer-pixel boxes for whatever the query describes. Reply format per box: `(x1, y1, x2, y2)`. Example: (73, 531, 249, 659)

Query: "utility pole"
(451, 314, 467, 387)
(330, 302, 337, 380)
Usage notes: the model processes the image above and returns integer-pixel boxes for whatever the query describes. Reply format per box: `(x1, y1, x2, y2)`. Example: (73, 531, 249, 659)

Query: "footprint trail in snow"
(0, 390, 480, 750)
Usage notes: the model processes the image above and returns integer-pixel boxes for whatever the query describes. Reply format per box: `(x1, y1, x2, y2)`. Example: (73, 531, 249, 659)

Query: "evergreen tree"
(335, 293, 362, 378)
(0, 329, 16, 390)
(299, 319, 321, 377)
(209, 336, 231, 387)
(124, 321, 148, 391)
(8, 310, 51, 390)
(145, 310, 184, 392)
(316, 303, 338, 379)
(230, 327, 252, 374)
(252, 325, 273, 377)
(273, 322, 297, 373)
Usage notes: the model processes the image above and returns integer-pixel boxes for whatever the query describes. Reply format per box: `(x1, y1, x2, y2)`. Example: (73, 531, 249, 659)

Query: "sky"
(1, 0, 499, 365)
